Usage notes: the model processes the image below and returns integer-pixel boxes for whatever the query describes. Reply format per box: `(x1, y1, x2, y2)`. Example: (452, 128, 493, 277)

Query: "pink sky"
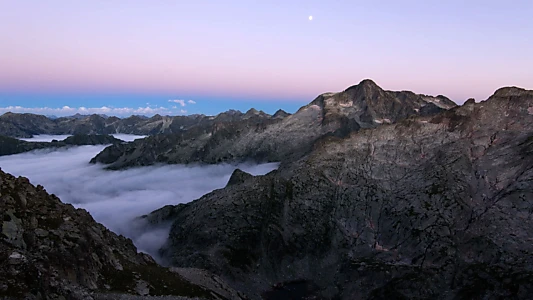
(1, 1, 532, 104)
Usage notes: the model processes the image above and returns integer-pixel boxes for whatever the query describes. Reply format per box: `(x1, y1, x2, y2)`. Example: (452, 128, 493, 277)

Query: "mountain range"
(1, 80, 532, 299)
(0, 134, 124, 156)
(0, 108, 288, 139)
(90, 79, 457, 169)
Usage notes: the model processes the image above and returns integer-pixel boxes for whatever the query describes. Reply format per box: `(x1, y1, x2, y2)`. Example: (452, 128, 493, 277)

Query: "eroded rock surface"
(0, 109, 283, 139)
(0, 134, 124, 156)
(152, 87, 533, 299)
(91, 80, 456, 169)
(0, 169, 239, 299)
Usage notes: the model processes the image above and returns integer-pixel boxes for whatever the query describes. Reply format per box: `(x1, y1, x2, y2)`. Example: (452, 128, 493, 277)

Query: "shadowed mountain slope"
(0, 134, 123, 156)
(0, 169, 244, 299)
(144, 86, 533, 299)
(0, 109, 281, 139)
(91, 80, 456, 169)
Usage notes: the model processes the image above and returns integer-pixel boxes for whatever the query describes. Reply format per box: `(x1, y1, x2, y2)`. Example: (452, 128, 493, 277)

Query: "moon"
(308, 15, 313, 21)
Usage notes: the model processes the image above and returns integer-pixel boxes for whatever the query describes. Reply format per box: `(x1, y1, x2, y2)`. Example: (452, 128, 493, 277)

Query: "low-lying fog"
(0, 136, 278, 262)
(20, 134, 73, 142)
(20, 134, 146, 142)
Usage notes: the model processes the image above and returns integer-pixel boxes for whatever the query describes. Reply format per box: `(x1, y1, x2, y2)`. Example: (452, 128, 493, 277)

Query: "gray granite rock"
(91, 80, 457, 170)
(153, 86, 533, 299)
(0, 170, 239, 299)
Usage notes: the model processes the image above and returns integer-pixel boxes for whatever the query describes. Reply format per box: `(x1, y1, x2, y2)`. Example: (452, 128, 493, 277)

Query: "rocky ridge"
(91, 80, 457, 169)
(0, 169, 243, 299)
(142, 86, 533, 299)
(0, 134, 124, 157)
(0, 108, 284, 139)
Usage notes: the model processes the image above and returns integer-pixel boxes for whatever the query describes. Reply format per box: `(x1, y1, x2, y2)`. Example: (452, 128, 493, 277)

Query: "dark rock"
(140, 204, 190, 226)
(0, 134, 123, 157)
(465, 98, 476, 105)
(63, 134, 122, 145)
(0, 110, 263, 138)
(272, 109, 290, 119)
(227, 169, 254, 186)
(419, 102, 445, 116)
(157, 86, 533, 299)
(0, 169, 239, 299)
(91, 80, 457, 169)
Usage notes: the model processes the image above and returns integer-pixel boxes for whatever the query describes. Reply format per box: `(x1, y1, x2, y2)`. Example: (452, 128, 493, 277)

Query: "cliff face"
(0, 169, 241, 299)
(91, 80, 456, 169)
(151, 87, 533, 299)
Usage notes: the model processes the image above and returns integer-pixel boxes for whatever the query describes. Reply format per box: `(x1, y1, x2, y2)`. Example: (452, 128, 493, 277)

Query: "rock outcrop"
(0, 113, 57, 138)
(91, 80, 457, 169)
(0, 169, 241, 299)
(147, 86, 533, 299)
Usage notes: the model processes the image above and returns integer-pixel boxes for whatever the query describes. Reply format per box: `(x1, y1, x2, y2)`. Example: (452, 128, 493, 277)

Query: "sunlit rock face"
(152, 87, 533, 299)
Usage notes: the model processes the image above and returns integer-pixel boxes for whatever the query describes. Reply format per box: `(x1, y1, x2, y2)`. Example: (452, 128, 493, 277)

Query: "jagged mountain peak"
(344, 78, 382, 92)
(222, 109, 243, 116)
(273, 109, 290, 119)
(227, 169, 254, 186)
(307, 79, 447, 128)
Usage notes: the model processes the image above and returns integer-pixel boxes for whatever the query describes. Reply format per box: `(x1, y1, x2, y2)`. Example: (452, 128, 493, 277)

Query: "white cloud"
(20, 134, 146, 143)
(167, 99, 196, 107)
(0, 145, 278, 263)
(168, 99, 186, 107)
(19, 135, 72, 142)
(0, 106, 188, 117)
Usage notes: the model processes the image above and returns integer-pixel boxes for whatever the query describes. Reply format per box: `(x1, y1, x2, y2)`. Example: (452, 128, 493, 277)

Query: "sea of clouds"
(20, 134, 147, 142)
(0, 136, 277, 262)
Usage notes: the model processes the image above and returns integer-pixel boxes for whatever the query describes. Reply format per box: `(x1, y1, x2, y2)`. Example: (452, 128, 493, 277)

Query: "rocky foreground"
(0, 108, 287, 139)
(0, 169, 244, 299)
(139, 86, 533, 299)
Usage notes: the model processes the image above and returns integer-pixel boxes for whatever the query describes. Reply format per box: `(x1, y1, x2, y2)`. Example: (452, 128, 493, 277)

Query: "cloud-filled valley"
(20, 134, 147, 143)
(0, 139, 278, 262)
(19, 134, 73, 142)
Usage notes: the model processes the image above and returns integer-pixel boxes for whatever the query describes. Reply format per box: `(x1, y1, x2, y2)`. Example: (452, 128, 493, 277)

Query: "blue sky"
(0, 92, 305, 116)
(1, 0, 532, 116)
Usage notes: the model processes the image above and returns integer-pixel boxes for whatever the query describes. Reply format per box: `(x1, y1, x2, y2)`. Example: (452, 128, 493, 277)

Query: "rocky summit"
(0, 169, 243, 299)
(138, 86, 533, 299)
(90, 80, 457, 169)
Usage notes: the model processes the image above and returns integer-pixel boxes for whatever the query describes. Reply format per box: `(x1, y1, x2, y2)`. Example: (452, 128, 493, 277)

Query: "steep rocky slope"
(91, 80, 456, 169)
(147, 86, 533, 299)
(0, 134, 123, 156)
(0, 169, 243, 299)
